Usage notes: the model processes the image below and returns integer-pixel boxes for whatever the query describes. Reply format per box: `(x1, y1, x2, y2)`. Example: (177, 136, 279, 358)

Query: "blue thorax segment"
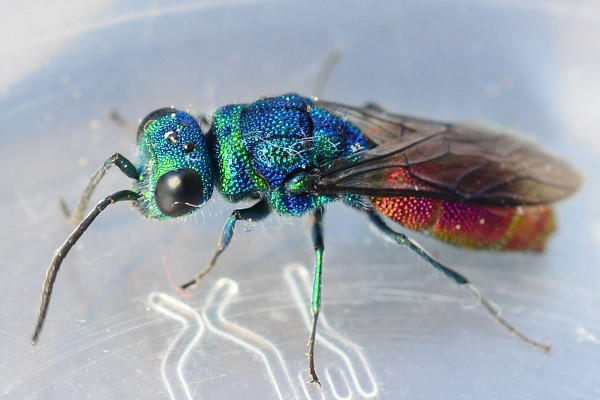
(211, 93, 368, 203)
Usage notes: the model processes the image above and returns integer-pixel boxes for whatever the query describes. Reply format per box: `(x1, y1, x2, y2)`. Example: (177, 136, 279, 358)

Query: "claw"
(308, 363, 321, 386)
(308, 374, 321, 386)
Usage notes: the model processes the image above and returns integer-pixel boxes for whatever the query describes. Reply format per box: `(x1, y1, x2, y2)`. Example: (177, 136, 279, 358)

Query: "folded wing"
(314, 101, 581, 206)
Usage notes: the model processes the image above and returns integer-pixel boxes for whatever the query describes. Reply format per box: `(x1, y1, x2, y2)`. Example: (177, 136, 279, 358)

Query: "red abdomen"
(371, 196, 555, 251)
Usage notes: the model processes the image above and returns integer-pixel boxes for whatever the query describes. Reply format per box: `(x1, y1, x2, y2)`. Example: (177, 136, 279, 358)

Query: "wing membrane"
(314, 100, 581, 206)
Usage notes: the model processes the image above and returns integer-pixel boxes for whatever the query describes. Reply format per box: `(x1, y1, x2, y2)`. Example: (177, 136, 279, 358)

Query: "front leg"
(307, 207, 324, 385)
(61, 153, 139, 226)
(180, 198, 271, 290)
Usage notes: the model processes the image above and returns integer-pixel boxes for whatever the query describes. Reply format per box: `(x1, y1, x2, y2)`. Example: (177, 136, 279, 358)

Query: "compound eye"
(155, 168, 204, 217)
(137, 107, 176, 143)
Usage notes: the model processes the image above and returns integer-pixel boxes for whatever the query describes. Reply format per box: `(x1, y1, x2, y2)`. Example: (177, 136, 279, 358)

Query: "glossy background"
(1, 1, 599, 399)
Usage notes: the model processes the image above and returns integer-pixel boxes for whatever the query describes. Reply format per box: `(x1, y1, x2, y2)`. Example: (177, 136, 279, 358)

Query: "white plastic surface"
(1, 1, 599, 399)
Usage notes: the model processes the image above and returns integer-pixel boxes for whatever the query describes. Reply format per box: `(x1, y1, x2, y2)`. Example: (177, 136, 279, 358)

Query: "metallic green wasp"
(32, 93, 580, 385)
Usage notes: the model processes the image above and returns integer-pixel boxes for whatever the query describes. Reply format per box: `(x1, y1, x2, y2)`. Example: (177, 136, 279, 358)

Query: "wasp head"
(136, 108, 214, 219)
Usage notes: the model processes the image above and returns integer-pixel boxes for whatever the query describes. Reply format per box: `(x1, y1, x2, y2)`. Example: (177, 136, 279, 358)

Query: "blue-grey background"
(0, 1, 598, 399)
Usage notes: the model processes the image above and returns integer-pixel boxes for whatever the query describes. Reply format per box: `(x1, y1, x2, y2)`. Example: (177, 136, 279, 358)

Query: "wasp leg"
(61, 153, 140, 226)
(362, 102, 387, 112)
(107, 109, 137, 134)
(307, 207, 324, 385)
(32, 189, 139, 345)
(366, 209, 551, 352)
(313, 49, 343, 99)
(179, 198, 271, 290)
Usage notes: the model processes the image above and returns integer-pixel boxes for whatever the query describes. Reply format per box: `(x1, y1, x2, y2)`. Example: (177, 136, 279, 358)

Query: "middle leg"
(307, 207, 325, 385)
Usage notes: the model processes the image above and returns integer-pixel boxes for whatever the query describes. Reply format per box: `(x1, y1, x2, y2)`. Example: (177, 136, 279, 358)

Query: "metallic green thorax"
(210, 104, 270, 197)
(210, 93, 368, 216)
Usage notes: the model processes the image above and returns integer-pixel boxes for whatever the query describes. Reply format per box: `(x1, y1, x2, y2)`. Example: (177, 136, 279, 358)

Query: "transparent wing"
(313, 100, 581, 206)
